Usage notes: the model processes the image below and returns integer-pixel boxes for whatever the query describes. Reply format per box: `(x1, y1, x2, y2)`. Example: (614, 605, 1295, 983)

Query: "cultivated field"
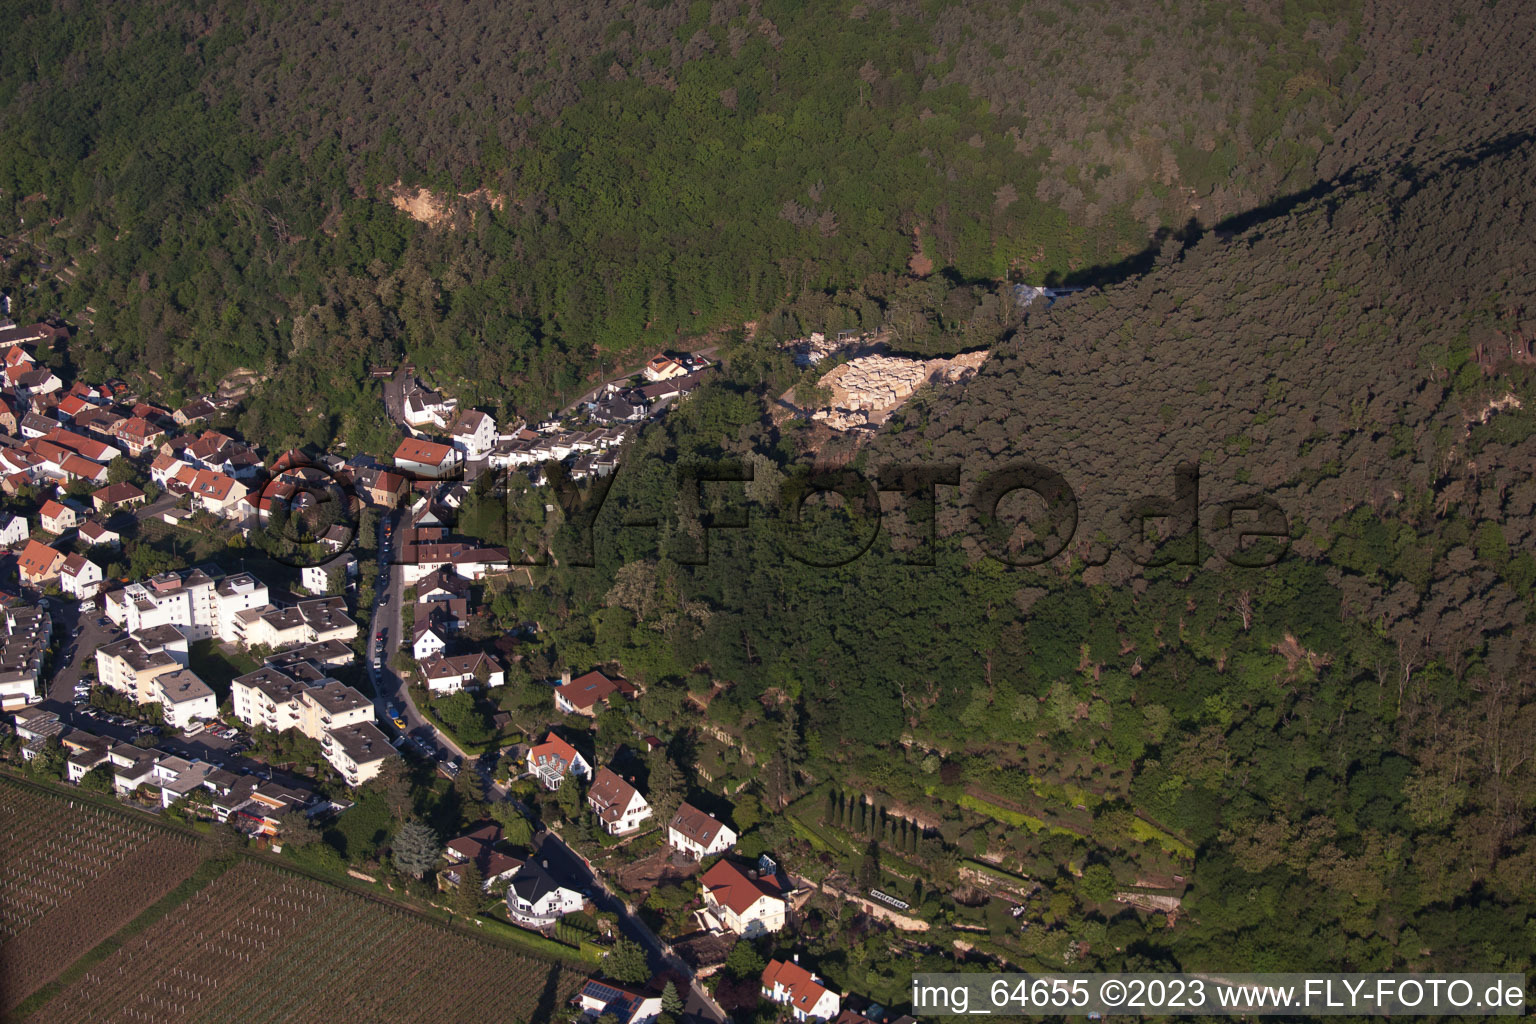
(27, 860, 586, 1024)
(0, 780, 205, 1012)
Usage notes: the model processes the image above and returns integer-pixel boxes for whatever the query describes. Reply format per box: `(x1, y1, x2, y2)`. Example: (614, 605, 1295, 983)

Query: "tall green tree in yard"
(489, 802, 534, 846)
(605, 939, 650, 985)
(660, 981, 684, 1016)
(392, 820, 441, 880)
(647, 750, 685, 821)
(555, 776, 583, 823)
(454, 859, 484, 916)
(279, 808, 321, 848)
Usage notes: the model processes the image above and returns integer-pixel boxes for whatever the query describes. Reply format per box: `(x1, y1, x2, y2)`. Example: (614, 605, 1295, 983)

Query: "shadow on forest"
(1040, 127, 1536, 294)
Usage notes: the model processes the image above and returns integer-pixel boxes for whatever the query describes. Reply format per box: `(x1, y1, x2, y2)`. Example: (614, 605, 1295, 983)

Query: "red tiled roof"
(702, 859, 784, 916)
(394, 437, 457, 466)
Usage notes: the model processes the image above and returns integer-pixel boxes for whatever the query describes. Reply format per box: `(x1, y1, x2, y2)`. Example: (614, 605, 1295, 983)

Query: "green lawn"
(188, 639, 261, 704)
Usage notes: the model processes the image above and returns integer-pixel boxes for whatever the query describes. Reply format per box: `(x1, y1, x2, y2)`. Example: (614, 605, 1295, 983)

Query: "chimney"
(560, 668, 571, 687)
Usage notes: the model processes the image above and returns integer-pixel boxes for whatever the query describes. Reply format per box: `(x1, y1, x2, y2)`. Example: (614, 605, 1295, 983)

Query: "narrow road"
(365, 510, 466, 763)
(533, 831, 729, 1024)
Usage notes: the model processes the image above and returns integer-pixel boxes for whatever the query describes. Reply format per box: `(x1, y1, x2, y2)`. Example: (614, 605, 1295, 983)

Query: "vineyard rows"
(0, 784, 196, 937)
(0, 782, 205, 1014)
(29, 861, 586, 1024)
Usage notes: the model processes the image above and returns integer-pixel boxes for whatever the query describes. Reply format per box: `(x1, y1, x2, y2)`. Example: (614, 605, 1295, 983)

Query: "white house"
(668, 802, 738, 860)
(301, 553, 356, 595)
(420, 652, 504, 695)
(449, 410, 497, 460)
(58, 553, 103, 599)
(526, 732, 590, 790)
(762, 959, 842, 1022)
(575, 978, 663, 1024)
(0, 513, 28, 548)
(505, 863, 585, 927)
(38, 498, 84, 535)
(411, 623, 448, 662)
(700, 858, 789, 936)
(587, 767, 653, 836)
(393, 437, 463, 480)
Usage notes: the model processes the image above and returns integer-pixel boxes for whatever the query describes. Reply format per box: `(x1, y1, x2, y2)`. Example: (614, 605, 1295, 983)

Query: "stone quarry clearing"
(812, 349, 989, 430)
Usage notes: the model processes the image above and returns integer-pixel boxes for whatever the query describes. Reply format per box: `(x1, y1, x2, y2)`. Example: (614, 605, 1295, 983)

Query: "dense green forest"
(0, 0, 1378, 449)
(506, 127, 1536, 979)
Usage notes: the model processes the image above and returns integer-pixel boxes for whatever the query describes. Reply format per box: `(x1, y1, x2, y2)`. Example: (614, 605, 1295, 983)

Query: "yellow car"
(392, 714, 407, 730)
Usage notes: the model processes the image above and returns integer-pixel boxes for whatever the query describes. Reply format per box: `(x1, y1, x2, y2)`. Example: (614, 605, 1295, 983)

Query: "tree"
(604, 938, 650, 985)
(1079, 863, 1116, 903)
(647, 750, 684, 820)
(454, 858, 484, 915)
(392, 820, 441, 879)
(78, 763, 114, 793)
(723, 938, 765, 979)
(371, 757, 413, 822)
(279, 808, 321, 848)
(555, 776, 583, 822)
(660, 981, 684, 1016)
(489, 801, 535, 846)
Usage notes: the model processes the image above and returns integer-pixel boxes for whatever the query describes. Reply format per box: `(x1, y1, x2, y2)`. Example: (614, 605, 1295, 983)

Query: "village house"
(505, 862, 585, 928)
(402, 383, 458, 429)
(441, 823, 525, 891)
(419, 651, 505, 695)
(527, 732, 592, 790)
(38, 498, 85, 534)
(59, 553, 104, 599)
(553, 668, 637, 716)
(762, 959, 842, 1022)
(0, 513, 28, 548)
(393, 437, 463, 480)
(574, 979, 664, 1024)
(587, 767, 654, 836)
(111, 415, 165, 456)
(176, 466, 250, 519)
(43, 427, 119, 463)
(644, 354, 690, 382)
(301, 553, 356, 595)
(411, 621, 449, 662)
(92, 481, 147, 513)
(78, 518, 121, 549)
(449, 410, 497, 459)
(150, 451, 188, 489)
(668, 802, 738, 860)
(17, 539, 65, 585)
(700, 858, 789, 936)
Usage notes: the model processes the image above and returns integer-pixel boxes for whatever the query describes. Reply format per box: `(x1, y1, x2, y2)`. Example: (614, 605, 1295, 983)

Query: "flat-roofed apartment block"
(235, 597, 357, 651)
(154, 668, 216, 728)
(0, 605, 51, 709)
(94, 625, 189, 703)
(106, 568, 215, 639)
(213, 572, 270, 640)
(322, 721, 395, 786)
(231, 664, 385, 787)
(232, 666, 311, 734)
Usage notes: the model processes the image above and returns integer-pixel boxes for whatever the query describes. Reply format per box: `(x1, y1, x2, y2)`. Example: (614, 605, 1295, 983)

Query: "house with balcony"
(587, 767, 653, 836)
